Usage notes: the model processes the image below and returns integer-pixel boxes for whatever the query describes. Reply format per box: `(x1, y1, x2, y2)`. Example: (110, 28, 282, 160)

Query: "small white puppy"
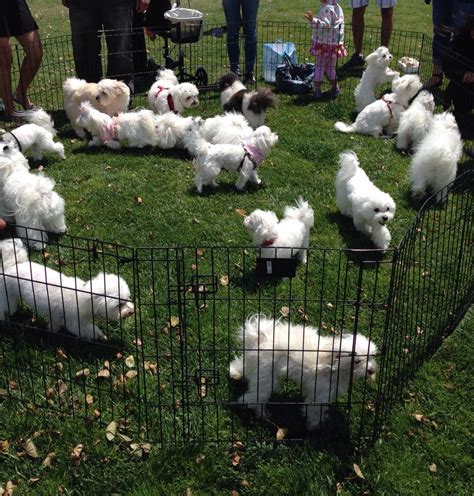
(409, 112, 463, 202)
(243, 197, 314, 263)
(63, 77, 130, 138)
(187, 124, 279, 193)
(396, 90, 435, 152)
(147, 68, 199, 114)
(76, 101, 158, 149)
(336, 151, 396, 251)
(0, 144, 66, 250)
(2, 108, 65, 160)
(354, 46, 399, 113)
(229, 314, 377, 431)
(0, 238, 135, 341)
(335, 74, 422, 137)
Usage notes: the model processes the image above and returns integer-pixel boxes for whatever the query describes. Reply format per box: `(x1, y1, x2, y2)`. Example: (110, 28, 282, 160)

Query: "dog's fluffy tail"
(62, 77, 86, 99)
(338, 150, 360, 183)
(156, 68, 179, 86)
(284, 197, 314, 228)
(0, 238, 28, 268)
(183, 122, 210, 157)
(236, 314, 278, 347)
(334, 121, 357, 133)
(218, 72, 242, 92)
(248, 88, 278, 111)
(14, 108, 57, 136)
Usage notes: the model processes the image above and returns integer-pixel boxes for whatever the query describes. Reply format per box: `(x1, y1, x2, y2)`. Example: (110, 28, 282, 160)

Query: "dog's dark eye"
(374, 208, 380, 213)
(383, 55, 386, 58)
(386, 207, 390, 211)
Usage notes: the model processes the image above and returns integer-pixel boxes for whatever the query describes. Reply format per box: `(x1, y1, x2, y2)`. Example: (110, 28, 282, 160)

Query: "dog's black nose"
(96, 95, 100, 101)
(383, 216, 388, 221)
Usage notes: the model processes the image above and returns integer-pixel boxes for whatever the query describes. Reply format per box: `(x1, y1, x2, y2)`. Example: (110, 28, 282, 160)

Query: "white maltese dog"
(1, 108, 65, 161)
(63, 77, 130, 138)
(154, 112, 201, 150)
(335, 74, 422, 137)
(243, 197, 314, 263)
(186, 123, 278, 193)
(0, 238, 135, 341)
(354, 46, 399, 113)
(396, 90, 435, 152)
(0, 144, 66, 250)
(147, 68, 199, 114)
(409, 112, 463, 202)
(76, 101, 159, 149)
(336, 151, 396, 251)
(229, 314, 377, 431)
(199, 112, 253, 146)
(218, 73, 277, 129)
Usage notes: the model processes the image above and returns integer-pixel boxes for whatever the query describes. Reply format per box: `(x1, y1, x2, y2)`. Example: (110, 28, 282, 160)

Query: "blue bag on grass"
(263, 41, 298, 82)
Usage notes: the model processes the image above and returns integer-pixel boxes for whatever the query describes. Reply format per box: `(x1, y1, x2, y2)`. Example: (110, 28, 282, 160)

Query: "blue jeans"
(432, 0, 474, 66)
(222, 0, 260, 75)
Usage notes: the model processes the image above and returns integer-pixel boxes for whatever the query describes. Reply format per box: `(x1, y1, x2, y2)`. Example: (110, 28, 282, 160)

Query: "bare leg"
(381, 7, 394, 48)
(13, 30, 43, 110)
(0, 38, 14, 119)
(352, 7, 366, 55)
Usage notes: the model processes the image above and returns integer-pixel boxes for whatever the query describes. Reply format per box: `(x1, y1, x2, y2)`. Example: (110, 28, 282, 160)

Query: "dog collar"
(101, 117, 119, 143)
(4, 131, 22, 152)
(237, 142, 264, 172)
(381, 96, 407, 118)
(260, 238, 276, 247)
(156, 85, 177, 114)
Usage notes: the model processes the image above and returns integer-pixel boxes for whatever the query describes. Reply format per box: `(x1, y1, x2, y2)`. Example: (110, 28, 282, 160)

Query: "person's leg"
(380, 7, 393, 47)
(313, 59, 325, 99)
(132, 11, 148, 75)
(0, 38, 14, 118)
(241, 0, 259, 79)
(102, 0, 134, 89)
(352, 6, 367, 55)
(13, 30, 43, 109)
(222, 0, 242, 75)
(68, 0, 103, 82)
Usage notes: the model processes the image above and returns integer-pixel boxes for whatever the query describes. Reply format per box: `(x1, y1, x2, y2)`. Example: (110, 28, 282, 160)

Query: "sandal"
(423, 74, 443, 89)
(13, 96, 38, 111)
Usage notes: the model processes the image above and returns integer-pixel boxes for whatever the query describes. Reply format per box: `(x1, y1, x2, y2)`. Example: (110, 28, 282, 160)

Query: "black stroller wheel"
(195, 67, 208, 86)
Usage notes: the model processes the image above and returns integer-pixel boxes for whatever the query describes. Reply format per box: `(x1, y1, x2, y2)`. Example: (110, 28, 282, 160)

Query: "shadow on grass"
(186, 180, 264, 197)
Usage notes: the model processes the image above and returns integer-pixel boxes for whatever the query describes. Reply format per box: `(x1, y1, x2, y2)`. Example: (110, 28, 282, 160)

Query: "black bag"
(275, 53, 314, 95)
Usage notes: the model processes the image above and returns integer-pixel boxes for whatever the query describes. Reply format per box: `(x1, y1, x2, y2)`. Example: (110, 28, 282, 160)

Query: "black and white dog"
(218, 73, 277, 129)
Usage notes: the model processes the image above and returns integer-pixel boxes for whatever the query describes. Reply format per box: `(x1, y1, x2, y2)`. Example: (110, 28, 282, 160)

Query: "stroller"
(145, 1, 209, 88)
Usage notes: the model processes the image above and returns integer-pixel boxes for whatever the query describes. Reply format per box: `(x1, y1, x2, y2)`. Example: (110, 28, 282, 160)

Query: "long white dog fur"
(409, 111, 463, 202)
(229, 314, 377, 430)
(243, 197, 314, 263)
(336, 151, 396, 250)
(0, 238, 135, 340)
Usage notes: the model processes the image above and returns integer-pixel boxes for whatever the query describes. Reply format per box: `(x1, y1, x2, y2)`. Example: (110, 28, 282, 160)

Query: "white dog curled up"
(243, 197, 314, 263)
(76, 102, 159, 149)
(396, 90, 435, 152)
(409, 111, 463, 202)
(1, 108, 65, 160)
(0, 238, 135, 340)
(0, 144, 66, 249)
(335, 151, 396, 250)
(186, 124, 278, 193)
(354, 46, 399, 113)
(335, 74, 422, 137)
(63, 77, 130, 138)
(229, 314, 377, 431)
(147, 68, 199, 114)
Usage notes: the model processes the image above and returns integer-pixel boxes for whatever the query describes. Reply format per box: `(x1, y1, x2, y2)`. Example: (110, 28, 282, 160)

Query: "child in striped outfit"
(305, 0, 347, 99)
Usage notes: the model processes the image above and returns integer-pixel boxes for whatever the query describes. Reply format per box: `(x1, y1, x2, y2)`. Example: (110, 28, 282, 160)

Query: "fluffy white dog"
(0, 144, 66, 249)
(336, 151, 396, 250)
(187, 124, 279, 193)
(199, 112, 253, 146)
(1, 109, 65, 160)
(63, 77, 130, 138)
(354, 46, 399, 113)
(396, 90, 435, 152)
(409, 112, 463, 202)
(243, 197, 314, 263)
(335, 74, 422, 137)
(0, 238, 135, 340)
(76, 101, 159, 149)
(229, 314, 377, 431)
(154, 112, 201, 150)
(147, 68, 199, 114)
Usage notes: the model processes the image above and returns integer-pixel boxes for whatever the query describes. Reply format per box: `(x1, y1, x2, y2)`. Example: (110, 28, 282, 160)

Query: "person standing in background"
(0, 0, 43, 120)
(61, 0, 150, 93)
(222, 0, 260, 83)
(343, 0, 396, 68)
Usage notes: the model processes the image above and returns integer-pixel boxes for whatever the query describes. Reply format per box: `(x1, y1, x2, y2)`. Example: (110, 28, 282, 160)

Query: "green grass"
(1, 1, 473, 495)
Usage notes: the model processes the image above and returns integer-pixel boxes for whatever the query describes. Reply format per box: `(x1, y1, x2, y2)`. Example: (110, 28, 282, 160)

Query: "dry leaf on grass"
(125, 355, 135, 368)
(276, 427, 288, 441)
(0, 440, 9, 454)
(429, 463, 437, 473)
(96, 368, 110, 380)
(71, 444, 84, 464)
(28, 478, 40, 486)
(195, 453, 206, 464)
(170, 316, 179, 328)
(353, 463, 365, 480)
(43, 452, 56, 467)
(25, 439, 39, 459)
(238, 479, 251, 489)
(279, 306, 290, 317)
(135, 196, 143, 205)
(231, 453, 241, 467)
(234, 208, 247, 217)
(56, 348, 68, 360)
(105, 421, 117, 441)
(75, 368, 90, 379)
(220, 275, 229, 286)
(125, 370, 138, 380)
(85, 394, 94, 405)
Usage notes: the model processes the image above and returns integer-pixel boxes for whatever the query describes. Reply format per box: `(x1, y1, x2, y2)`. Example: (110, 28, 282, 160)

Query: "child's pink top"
(308, 1, 346, 57)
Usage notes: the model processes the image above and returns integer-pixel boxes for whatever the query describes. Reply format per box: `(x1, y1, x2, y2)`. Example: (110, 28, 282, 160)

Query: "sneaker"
(244, 72, 256, 84)
(323, 86, 341, 99)
(342, 53, 365, 69)
(313, 88, 323, 100)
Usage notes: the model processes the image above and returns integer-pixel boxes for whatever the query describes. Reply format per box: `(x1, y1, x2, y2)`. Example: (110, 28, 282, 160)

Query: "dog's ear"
(365, 51, 378, 64)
